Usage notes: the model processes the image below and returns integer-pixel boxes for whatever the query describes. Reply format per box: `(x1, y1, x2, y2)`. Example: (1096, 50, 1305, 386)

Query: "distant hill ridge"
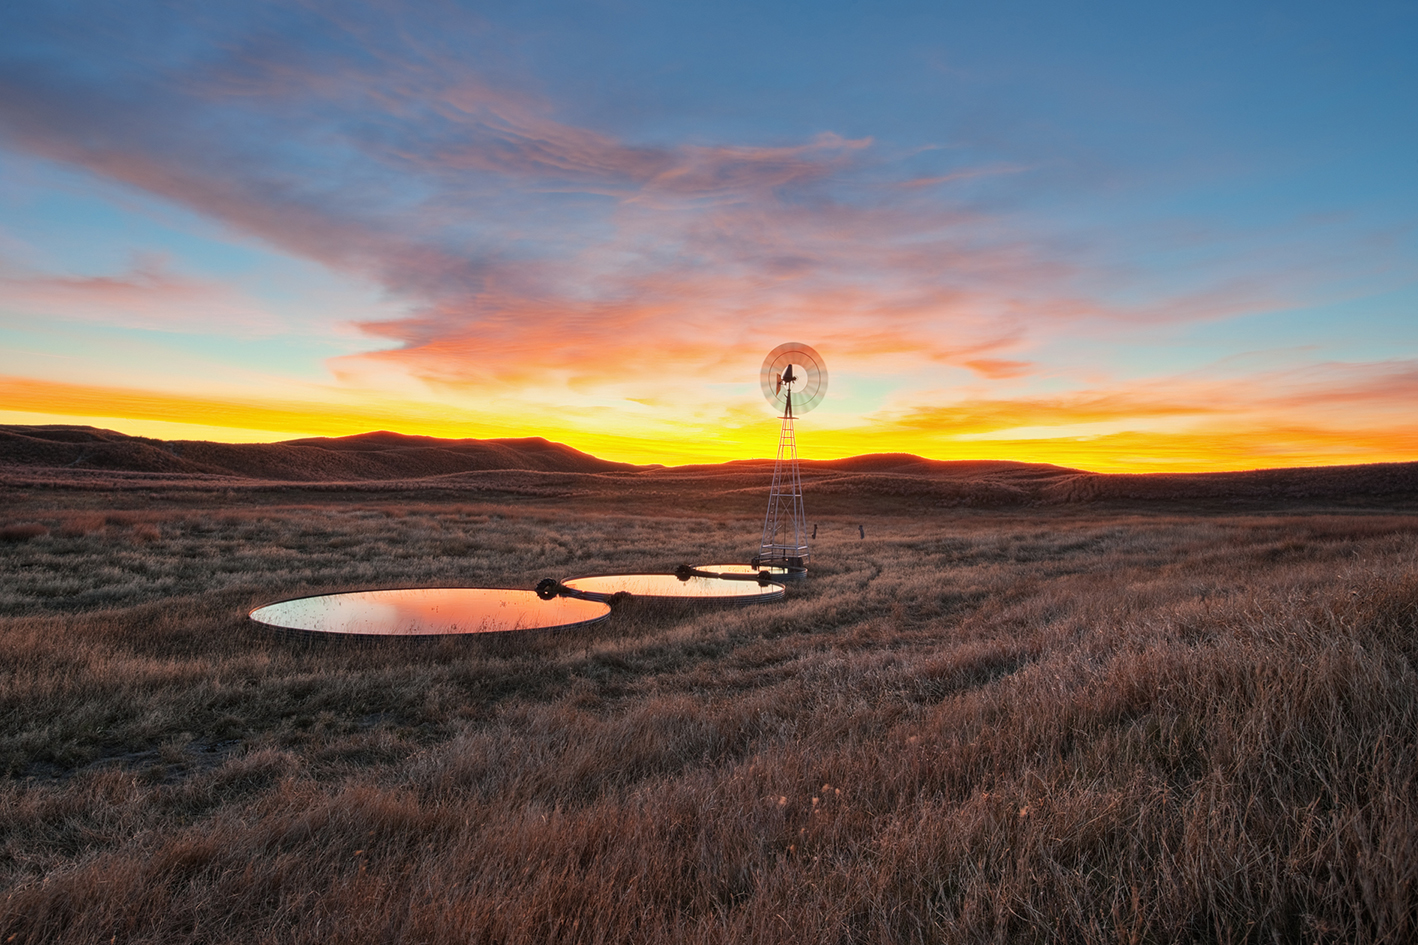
(3, 425, 1418, 507)
(0, 425, 640, 480)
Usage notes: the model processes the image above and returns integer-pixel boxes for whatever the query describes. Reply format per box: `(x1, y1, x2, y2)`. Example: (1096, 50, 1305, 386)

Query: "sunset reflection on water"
(250, 587, 609, 636)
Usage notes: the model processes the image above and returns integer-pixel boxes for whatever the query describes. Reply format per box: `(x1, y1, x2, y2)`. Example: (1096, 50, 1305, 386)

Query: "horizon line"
(6, 420, 1417, 479)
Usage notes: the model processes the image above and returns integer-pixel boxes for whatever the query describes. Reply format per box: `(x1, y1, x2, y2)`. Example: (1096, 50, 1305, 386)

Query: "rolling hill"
(3, 424, 1417, 510)
(0, 426, 639, 480)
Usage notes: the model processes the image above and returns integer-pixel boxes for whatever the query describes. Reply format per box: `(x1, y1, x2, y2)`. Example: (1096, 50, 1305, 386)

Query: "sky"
(0, 0, 1415, 471)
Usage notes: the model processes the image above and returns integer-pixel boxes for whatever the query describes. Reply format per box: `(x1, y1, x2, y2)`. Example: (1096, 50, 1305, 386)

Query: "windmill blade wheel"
(759, 342, 828, 415)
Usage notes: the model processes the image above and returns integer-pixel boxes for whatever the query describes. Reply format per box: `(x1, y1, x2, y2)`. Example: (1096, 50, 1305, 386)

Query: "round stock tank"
(250, 587, 610, 638)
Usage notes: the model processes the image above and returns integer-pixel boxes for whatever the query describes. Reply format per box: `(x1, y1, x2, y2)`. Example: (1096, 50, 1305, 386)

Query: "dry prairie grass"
(0, 524, 48, 543)
(2, 491, 1418, 943)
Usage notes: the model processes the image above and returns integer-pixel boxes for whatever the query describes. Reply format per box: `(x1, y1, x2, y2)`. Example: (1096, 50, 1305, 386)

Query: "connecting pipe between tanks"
(536, 578, 632, 606)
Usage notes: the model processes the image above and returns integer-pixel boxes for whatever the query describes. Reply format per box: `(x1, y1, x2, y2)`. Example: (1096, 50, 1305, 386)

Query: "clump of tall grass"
(129, 523, 161, 544)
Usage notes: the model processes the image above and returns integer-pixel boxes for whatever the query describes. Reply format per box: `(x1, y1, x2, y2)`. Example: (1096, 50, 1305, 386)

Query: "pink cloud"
(0, 254, 284, 335)
(880, 359, 1418, 437)
(0, 9, 1364, 420)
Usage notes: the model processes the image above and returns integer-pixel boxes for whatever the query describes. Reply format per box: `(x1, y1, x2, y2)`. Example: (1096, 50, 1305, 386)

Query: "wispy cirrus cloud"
(886, 360, 1418, 433)
(0, 2, 1100, 398)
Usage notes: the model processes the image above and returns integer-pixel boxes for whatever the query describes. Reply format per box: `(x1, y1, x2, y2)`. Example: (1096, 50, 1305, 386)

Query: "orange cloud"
(0, 376, 465, 440)
(961, 358, 1033, 379)
(806, 360, 1418, 471)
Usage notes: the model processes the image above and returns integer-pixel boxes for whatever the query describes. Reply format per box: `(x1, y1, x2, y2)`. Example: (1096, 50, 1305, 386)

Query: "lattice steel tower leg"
(756, 393, 809, 569)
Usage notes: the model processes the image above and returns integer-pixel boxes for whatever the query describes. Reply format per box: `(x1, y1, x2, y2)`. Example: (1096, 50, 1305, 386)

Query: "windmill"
(752, 342, 827, 574)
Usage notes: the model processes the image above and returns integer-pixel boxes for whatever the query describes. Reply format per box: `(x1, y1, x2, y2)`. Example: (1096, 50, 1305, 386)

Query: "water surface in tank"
(250, 587, 610, 637)
(561, 573, 785, 603)
(695, 563, 800, 577)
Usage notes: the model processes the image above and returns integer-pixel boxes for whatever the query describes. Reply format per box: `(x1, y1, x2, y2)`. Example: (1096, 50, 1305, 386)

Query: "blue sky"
(0, 0, 1414, 468)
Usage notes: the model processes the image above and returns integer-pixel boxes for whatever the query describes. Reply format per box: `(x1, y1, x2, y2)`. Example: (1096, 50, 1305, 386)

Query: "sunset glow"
(2, 2, 1415, 471)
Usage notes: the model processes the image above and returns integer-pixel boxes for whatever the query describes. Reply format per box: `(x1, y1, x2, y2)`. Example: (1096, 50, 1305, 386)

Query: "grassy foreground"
(2, 495, 1418, 942)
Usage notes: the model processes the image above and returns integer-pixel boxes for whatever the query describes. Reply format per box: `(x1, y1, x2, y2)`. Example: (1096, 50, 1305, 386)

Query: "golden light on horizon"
(6, 373, 1416, 474)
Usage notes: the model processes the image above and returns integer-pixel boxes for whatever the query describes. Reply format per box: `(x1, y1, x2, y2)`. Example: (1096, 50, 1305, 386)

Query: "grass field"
(3, 488, 1418, 942)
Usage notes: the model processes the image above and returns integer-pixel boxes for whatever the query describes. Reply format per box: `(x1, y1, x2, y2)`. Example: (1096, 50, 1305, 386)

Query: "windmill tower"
(753, 342, 827, 574)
